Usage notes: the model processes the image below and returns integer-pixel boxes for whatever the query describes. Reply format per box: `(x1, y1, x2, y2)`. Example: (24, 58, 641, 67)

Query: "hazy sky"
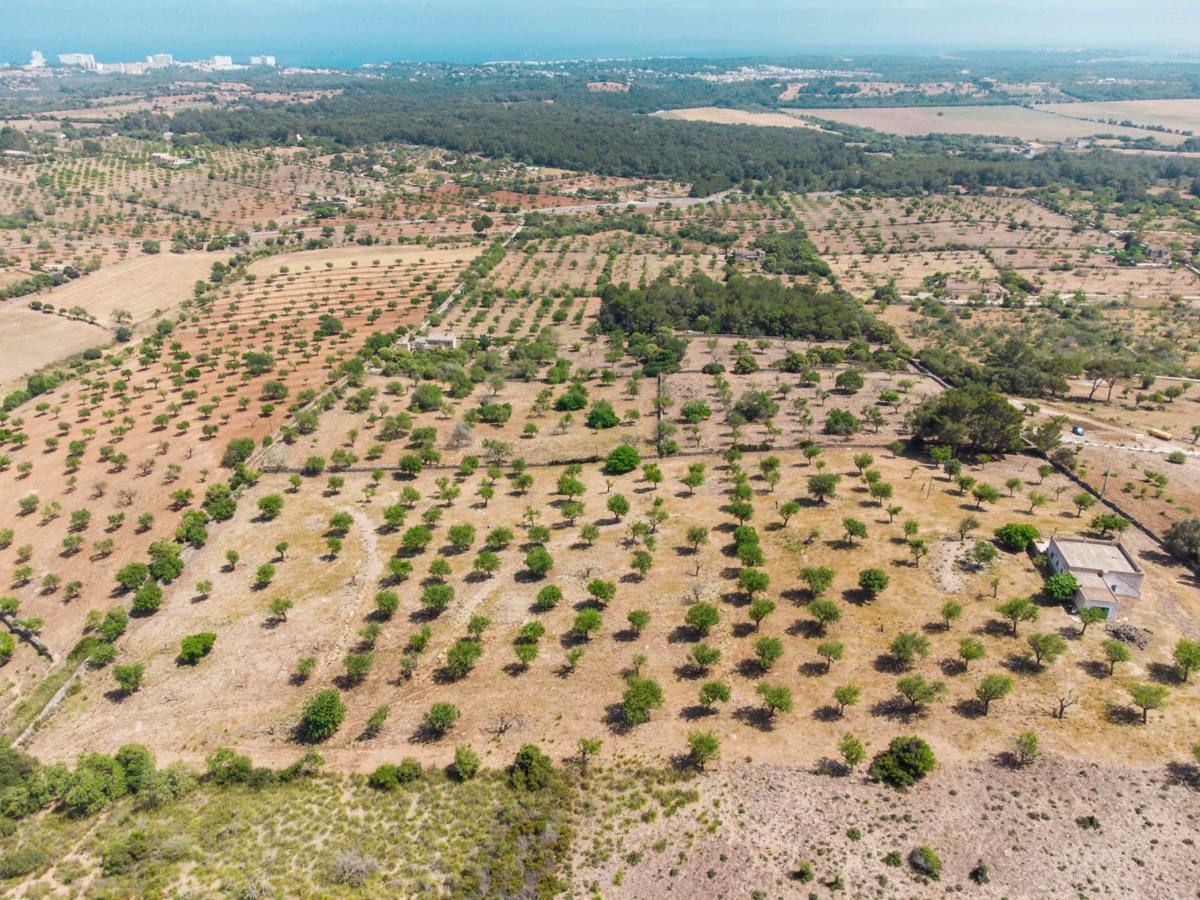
(6, 0, 1200, 65)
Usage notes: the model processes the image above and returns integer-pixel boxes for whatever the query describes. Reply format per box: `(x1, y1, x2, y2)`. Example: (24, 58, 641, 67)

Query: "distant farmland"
(652, 106, 828, 130)
(784, 104, 1191, 144)
(1039, 98, 1200, 135)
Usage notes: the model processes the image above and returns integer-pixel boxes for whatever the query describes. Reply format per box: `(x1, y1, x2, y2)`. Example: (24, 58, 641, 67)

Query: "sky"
(5, 0, 1200, 66)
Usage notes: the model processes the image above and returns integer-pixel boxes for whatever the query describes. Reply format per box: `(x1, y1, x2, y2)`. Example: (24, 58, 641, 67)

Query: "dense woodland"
(597, 270, 898, 372)
(105, 77, 1200, 197)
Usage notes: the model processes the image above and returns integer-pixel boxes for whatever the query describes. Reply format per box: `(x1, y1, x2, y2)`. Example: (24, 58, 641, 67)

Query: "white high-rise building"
(29, 51, 46, 68)
(250, 55, 276, 67)
(146, 53, 174, 67)
(209, 55, 234, 68)
(58, 53, 97, 70)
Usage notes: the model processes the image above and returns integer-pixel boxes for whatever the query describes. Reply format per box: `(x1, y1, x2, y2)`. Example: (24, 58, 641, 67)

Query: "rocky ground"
(570, 753, 1200, 898)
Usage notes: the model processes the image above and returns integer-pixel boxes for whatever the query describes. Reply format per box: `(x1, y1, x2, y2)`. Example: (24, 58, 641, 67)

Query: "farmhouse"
(401, 331, 459, 351)
(728, 248, 766, 263)
(1044, 536, 1144, 618)
(945, 280, 1010, 304)
(149, 152, 197, 169)
(1147, 244, 1172, 265)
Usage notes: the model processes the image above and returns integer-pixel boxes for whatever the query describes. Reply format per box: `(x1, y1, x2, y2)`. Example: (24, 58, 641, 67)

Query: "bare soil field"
(788, 105, 1190, 144)
(0, 305, 105, 383)
(832, 249, 1000, 294)
(245, 242, 482, 278)
(29, 252, 218, 322)
(574, 755, 1200, 898)
(652, 107, 829, 131)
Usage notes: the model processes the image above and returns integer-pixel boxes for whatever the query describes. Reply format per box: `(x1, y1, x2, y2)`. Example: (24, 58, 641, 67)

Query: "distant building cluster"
(21, 50, 277, 76)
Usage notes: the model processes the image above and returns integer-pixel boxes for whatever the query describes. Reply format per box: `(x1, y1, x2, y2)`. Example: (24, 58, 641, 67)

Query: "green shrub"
(453, 745, 481, 780)
(994, 522, 1040, 552)
(97, 608, 129, 642)
(396, 758, 422, 783)
(909, 846, 942, 880)
(869, 736, 937, 789)
(113, 664, 144, 694)
(604, 444, 640, 474)
(586, 400, 620, 429)
(205, 747, 252, 785)
(623, 676, 664, 726)
(422, 702, 460, 737)
(368, 763, 402, 791)
(300, 689, 346, 742)
(445, 639, 483, 679)
(130, 581, 163, 614)
(178, 632, 216, 665)
(0, 846, 48, 879)
(101, 828, 151, 875)
(509, 744, 555, 791)
(1043, 572, 1080, 601)
(221, 437, 255, 468)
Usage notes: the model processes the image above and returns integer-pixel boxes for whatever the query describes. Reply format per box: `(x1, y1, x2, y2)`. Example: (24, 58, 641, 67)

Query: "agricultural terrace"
(0, 240, 475, 723)
(790, 193, 1200, 301)
(0, 204, 1189, 786)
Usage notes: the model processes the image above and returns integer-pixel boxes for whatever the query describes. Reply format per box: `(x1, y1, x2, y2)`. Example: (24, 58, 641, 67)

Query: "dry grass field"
(0, 305, 106, 384)
(1041, 98, 1200, 134)
(786, 105, 1192, 144)
(573, 754, 1200, 897)
(26, 252, 218, 322)
(653, 107, 829, 131)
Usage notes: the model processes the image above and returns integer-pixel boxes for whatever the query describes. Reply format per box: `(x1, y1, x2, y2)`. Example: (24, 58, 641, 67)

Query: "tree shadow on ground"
(872, 654, 908, 675)
(1104, 702, 1143, 726)
(812, 705, 843, 722)
(1001, 654, 1042, 676)
(1147, 661, 1183, 685)
(952, 698, 987, 720)
(787, 618, 823, 639)
(869, 696, 925, 723)
(939, 658, 967, 677)
(1164, 762, 1200, 787)
(732, 704, 775, 732)
(602, 703, 633, 736)
(1077, 659, 1110, 680)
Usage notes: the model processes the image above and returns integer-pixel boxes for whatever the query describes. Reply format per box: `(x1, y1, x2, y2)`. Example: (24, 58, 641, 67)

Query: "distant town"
(8, 50, 277, 76)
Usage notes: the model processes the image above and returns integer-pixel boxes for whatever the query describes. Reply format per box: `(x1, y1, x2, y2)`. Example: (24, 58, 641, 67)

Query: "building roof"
(945, 280, 1008, 296)
(1049, 536, 1141, 575)
(1075, 571, 1118, 605)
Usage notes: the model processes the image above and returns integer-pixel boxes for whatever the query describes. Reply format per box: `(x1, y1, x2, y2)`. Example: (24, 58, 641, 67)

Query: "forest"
(597, 270, 898, 365)
(114, 79, 1200, 198)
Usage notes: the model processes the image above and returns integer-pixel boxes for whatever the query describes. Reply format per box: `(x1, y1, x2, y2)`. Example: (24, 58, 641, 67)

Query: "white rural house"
(398, 331, 459, 352)
(1045, 536, 1143, 619)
